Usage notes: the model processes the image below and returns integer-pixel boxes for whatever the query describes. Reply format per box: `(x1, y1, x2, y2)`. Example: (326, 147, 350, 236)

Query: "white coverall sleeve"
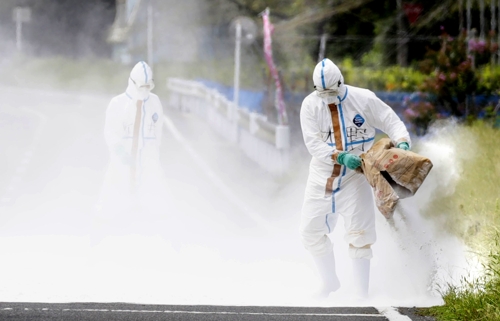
(104, 98, 124, 149)
(300, 99, 335, 165)
(366, 93, 411, 147)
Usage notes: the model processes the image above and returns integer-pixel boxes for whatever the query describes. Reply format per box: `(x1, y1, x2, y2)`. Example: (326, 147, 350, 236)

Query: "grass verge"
(419, 121, 500, 320)
(421, 233, 500, 320)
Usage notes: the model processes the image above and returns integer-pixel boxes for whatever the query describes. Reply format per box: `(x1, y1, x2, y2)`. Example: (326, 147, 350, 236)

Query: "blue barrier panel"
(197, 79, 264, 114)
(375, 91, 500, 108)
(195, 80, 500, 123)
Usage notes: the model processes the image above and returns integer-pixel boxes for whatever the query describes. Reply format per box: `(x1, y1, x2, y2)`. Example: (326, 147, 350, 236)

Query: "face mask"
(317, 89, 338, 96)
(316, 89, 340, 105)
(136, 87, 150, 100)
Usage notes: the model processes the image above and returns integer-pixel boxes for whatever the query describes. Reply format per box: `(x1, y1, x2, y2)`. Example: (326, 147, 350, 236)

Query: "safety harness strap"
(130, 100, 143, 192)
(325, 103, 343, 195)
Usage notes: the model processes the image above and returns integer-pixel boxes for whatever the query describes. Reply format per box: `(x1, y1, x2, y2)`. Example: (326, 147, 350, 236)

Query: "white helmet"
(128, 61, 155, 100)
(313, 58, 344, 93)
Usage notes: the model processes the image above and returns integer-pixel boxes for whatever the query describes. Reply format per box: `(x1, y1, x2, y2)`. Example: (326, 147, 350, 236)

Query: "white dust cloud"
(0, 1, 481, 308)
(0, 102, 482, 307)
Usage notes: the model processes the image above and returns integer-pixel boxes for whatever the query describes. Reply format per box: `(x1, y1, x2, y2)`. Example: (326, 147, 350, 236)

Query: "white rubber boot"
(313, 252, 341, 298)
(351, 258, 370, 299)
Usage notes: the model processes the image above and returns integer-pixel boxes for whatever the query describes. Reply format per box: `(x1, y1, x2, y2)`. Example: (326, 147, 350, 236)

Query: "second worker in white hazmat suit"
(96, 61, 165, 234)
(299, 58, 411, 299)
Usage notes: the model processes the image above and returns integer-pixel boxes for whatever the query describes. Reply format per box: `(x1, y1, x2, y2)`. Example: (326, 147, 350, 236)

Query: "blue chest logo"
(353, 114, 365, 127)
(152, 112, 158, 123)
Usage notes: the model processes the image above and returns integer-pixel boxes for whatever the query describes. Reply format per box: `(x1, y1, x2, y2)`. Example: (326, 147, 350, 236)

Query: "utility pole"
(396, 0, 408, 66)
(318, 33, 328, 62)
(480, 0, 485, 39)
(147, 0, 153, 70)
(12, 7, 31, 53)
(459, 0, 464, 32)
(492, 0, 496, 65)
(491, 0, 496, 35)
(467, 0, 472, 36)
(233, 20, 242, 108)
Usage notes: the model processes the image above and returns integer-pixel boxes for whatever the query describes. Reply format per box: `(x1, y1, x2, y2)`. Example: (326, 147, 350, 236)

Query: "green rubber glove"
(397, 142, 410, 151)
(337, 152, 361, 170)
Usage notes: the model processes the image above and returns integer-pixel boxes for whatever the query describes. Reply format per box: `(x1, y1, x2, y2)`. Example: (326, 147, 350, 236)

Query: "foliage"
(478, 64, 500, 95)
(419, 30, 479, 118)
(209, 0, 469, 68)
(397, 29, 500, 133)
(278, 57, 427, 93)
(425, 233, 500, 321)
(402, 92, 440, 135)
(468, 31, 500, 66)
(416, 121, 500, 320)
(360, 47, 384, 68)
(348, 65, 426, 92)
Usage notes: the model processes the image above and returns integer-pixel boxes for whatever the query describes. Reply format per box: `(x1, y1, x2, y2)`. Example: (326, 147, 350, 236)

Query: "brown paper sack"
(359, 138, 433, 219)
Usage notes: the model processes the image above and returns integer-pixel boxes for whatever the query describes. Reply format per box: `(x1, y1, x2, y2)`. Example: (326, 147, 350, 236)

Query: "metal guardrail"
(166, 78, 290, 176)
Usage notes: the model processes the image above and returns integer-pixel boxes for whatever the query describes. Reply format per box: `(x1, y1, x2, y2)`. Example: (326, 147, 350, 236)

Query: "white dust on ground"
(0, 114, 482, 307)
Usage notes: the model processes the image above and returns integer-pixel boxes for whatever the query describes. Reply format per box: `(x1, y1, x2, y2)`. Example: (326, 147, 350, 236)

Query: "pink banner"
(262, 10, 288, 125)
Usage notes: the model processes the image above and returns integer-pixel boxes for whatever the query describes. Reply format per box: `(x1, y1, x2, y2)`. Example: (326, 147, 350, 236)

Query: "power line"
(277, 34, 442, 42)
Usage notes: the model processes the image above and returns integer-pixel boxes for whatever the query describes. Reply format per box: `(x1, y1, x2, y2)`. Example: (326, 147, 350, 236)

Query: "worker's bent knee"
(348, 244, 373, 259)
(299, 216, 334, 257)
(300, 229, 333, 257)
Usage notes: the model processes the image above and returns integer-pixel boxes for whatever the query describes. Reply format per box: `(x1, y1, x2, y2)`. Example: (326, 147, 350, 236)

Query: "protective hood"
(312, 59, 346, 105)
(126, 61, 155, 100)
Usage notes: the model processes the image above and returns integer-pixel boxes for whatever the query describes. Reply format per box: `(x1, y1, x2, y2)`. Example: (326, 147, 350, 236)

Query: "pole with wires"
(233, 20, 241, 108)
(498, 0, 500, 64)
(491, 0, 496, 65)
(396, 0, 408, 66)
(480, 0, 485, 39)
(491, 0, 496, 35)
(459, 0, 464, 32)
(147, 0, 154, 70)
(12, 7, 31, 53)
(318, 33, 328, 62)
(467, 0, 472, 36)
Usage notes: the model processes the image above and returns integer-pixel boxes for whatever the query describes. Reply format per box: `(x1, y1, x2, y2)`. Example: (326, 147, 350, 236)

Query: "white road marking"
(375, 307, 412, 320)
(1, 307, 386, 317)
(163, 114, 273, 231)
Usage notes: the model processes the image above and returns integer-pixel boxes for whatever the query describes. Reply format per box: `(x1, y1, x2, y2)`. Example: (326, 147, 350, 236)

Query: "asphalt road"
(0, 302, 433, 321)
(0, 86, 436, 320)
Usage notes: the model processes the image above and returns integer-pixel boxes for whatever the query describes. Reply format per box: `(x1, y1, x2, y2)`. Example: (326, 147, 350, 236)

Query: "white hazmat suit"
(299, 58, 410, 298)
(98, 61, 164, 226)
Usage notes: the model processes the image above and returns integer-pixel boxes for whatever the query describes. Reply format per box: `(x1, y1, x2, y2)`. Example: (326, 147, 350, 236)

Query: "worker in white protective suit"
(299, 58, 411, 299)
(96, 61, 165, 233)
